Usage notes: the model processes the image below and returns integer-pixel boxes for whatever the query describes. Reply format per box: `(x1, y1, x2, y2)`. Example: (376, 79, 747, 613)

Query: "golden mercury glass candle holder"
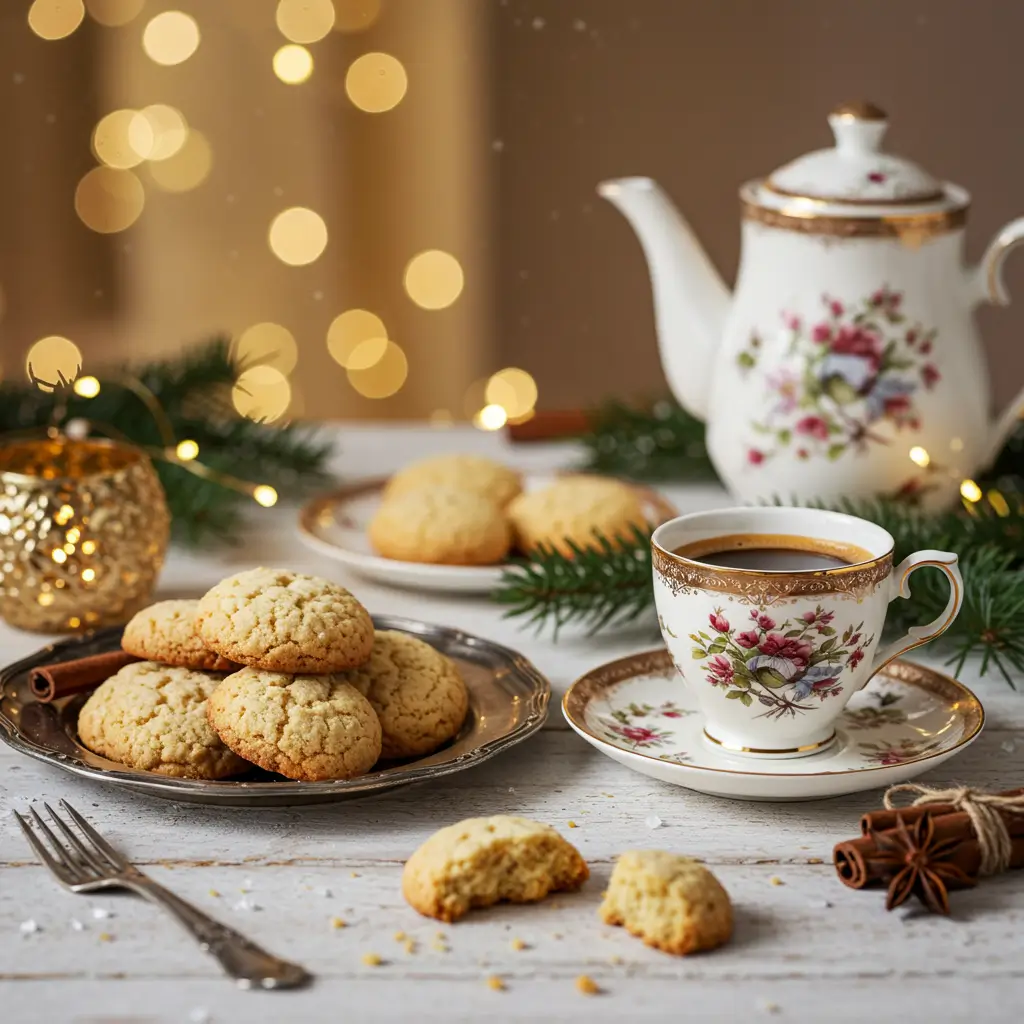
(0, 437, 170, 632)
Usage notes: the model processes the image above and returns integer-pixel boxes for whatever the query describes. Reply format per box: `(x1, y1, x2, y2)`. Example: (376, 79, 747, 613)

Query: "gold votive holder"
(0, 437, 170, 633)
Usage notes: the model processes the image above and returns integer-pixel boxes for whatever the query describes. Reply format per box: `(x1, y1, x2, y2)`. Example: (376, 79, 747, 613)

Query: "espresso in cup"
(652, 507, 962, 759)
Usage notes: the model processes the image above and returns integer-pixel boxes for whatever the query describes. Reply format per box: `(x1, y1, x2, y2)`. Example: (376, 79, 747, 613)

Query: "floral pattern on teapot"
(686, 604, 874, 722)
(738, 288, 941, 465)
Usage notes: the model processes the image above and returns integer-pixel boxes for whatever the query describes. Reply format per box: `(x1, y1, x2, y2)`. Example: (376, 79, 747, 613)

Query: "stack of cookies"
(77, 568, 469, 782)
(368, 453, 655, 565)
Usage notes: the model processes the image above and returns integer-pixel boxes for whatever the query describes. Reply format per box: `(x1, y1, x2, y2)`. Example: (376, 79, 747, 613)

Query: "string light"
(81, 540, 97, 555)
(234, 322, 298, 374)
(55, 505, 75, 525)
(334, 0, 380, 31)
(276, 0, 335, 42)
(51, 548, 67, 564)
(143, 11, 200, 66)
(268, 207, 328, 266)
(148, 130, 212, 192)
(485, 368, 538, 421)
(253, 485, 278, 508)
(274, 44, 314, 84)
(327, 310, 388, 370)
(75, 166, 145, 233)
(988, 489, 1011, 517)
(232, 365, 292, 422)
(26, 337, 82, 388)
(960, 479, 982, 503)
(92, 109, 153, 170)
(345, 53, 408, 113)
(175, 439, 200, 461)
(346, 341, 408, 398)
(28, 0, 85, 39)
(908, 446, 930, 468)
(404, 250, 464, 309)
(474, 404, 508, 431)
(73, 376, 101, 398)
(140, 105, 189, 161)
(85, 0, 145, 27)
(81, 568, 97, 582)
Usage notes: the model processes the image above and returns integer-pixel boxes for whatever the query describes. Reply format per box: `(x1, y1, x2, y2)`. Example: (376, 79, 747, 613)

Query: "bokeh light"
(73, 375, 101, 398)
(140, 104, 188, 161)
(345, 52, 408, 113)
(474, 404, 508, 431)
(908, 445, 930, 468)
(148, 130, 212, 192)
(276, 0, 335, 42)
(75, 166, 145, 233)
(26, 336, 83, 388)
(485, 367, 538, 421)
(327, 309, 388, 369)
(404, 250, 464, 309)
(960, 479, 982, 503)
(92, 109, 154, 169)
(268, 207, 328, 266)
(142, 11, 200, 66)
(175, 439, 199, 461)
(253, 485, 279, 508)
(346, 341, 408, 398)
(274, 44, 314, 84)
(28, 0, 85, 39)
(232, 365, 292, 423)
(334, 0, 380, 31)
(234, 322, 299, 375)
(85, 0, 145, 26)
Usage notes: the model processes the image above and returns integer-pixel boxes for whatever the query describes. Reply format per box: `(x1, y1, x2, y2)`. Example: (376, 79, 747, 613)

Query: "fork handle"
(124, 878, 312, 989)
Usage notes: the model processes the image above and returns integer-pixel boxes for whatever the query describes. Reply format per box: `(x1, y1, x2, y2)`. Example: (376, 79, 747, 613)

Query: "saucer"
(563, 649, 984, 801)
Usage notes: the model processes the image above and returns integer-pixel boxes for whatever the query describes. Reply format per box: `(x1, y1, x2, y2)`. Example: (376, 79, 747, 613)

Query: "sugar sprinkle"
(645, 814, 663, 829)
(69, 919, 85, 932)
(19, 919, 40, 936)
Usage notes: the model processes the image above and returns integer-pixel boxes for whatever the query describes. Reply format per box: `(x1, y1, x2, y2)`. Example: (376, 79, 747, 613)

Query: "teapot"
(599, 102, 1024, 508)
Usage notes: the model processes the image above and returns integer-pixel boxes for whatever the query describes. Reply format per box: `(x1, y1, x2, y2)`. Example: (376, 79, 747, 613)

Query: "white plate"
(297, 475, 675, 595)
(563, 649, 984, 801)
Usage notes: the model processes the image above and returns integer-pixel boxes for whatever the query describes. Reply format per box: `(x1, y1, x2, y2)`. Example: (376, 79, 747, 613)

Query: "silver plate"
(0, 614, 550, 807)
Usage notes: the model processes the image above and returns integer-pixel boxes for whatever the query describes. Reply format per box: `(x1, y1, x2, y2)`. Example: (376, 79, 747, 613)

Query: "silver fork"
(14, 800, 311, 990)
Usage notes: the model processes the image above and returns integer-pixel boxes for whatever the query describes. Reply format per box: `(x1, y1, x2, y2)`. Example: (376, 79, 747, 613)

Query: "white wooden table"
(3, 424, 1023, 1022)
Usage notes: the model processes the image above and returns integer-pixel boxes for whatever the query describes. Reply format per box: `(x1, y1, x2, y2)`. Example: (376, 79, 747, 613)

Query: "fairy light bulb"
(73, 376, 101, 398)
(908, 446, 930, 468)
(253, 485, 278, 507)
(175, 439, 199, 461)
(960, 479, 982, 503)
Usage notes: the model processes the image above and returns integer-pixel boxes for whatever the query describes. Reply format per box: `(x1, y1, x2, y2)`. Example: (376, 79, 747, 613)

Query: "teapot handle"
(972, 216, 1024, 466)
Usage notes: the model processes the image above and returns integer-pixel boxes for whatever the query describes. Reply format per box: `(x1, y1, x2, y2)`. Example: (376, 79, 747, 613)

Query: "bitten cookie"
(122, 599, 238, 672)
(368, 487, 511, 566)
(402, 815, 589, 922)
(77, 662, 247, 780)
(206, 667, 382, 781)
(598, 850, 733, 956)
(384, 454, 522, 508)
(195, 568, 374, 673)
(507, 475, 650, 557)
(341, 630, 468, 759)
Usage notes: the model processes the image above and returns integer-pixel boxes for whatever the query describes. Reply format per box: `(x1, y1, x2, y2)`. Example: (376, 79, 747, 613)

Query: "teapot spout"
(598, 176, 731, 422)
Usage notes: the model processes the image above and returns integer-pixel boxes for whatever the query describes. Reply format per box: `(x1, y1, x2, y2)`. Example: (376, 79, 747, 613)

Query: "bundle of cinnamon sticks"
(834, 788, 1024, 901)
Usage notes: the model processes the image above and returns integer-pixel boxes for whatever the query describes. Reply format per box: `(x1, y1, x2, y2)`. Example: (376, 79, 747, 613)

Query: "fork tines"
(14, 800, 128, 884)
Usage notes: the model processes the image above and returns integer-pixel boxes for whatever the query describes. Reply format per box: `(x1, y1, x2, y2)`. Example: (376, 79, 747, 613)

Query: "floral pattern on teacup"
(856, 736, 943, 766)
(843, 693, 906, 730)
(738, 288, 940, 465)
(597, 700, 697, 750)
(688, 606, 874, 721)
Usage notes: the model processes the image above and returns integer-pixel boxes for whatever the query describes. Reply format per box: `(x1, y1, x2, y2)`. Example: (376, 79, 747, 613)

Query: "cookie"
(206, 667, 382, 781)
(341, 630, 468, 759)
(77, 661, 247, 780)
(507, 475, 650, 557)
(598, 850, 733, 956)
(384, 454, 522, 507)
(122, 599, 238, 672)
(368, 487, 511, 566)
(195, 568, 374, 673)
(402, 815, 589, 922)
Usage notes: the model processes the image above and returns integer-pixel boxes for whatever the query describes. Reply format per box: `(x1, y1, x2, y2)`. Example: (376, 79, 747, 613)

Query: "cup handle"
(868, 550, 963, 677)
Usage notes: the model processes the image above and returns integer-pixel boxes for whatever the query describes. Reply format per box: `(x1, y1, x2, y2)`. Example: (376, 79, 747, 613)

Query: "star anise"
(868, 812, 975, 914)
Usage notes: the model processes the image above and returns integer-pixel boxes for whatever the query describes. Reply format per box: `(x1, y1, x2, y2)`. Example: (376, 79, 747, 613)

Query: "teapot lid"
(763, 102, 949, 208)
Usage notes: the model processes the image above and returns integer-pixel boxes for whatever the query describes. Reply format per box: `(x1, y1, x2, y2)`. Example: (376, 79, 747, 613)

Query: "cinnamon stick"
(835, 809, 1024, 889)
(506, 409, 590, 442)
(29, 651, 140, 702)
(859, 788, 1024, 834)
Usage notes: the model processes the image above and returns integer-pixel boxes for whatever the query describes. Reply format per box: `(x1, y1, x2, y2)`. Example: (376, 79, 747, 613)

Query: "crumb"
(608, 955, 623, 965)
(603, 793, 614, 798)
(69, 919, 85, 932)
(510, 937, 527, 951)
(431, 940, 449, 953)
(232, 898, 261, 912)
(487, 975, 506, 991)
(576, 975, 600, 995)
(350, 872, 360, 878)
(319, 886, 333, 898)
(769, 876, 785, 886)
(394, 931, 407, 942)
(435, 930, 446, 940)
(19, 919, 40, 935)
(507, 786, 515, 793)
(98, 932, 114, 942)
(758, 999, 781, 1014)
(91, 907, 112, 920)
(361, 952, 382, 967)
(330, 917, 346, 929)
(807, 857, 823, 865)
(567, 820, 578, 828)
(552, 932, 563, 940)
(404, 938, 417, 954)
(645, 814, 663, 829)
(208, 889, 220, 897)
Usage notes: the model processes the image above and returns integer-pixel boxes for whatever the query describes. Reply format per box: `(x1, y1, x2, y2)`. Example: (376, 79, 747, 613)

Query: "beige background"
(1, 0, 1022, 417)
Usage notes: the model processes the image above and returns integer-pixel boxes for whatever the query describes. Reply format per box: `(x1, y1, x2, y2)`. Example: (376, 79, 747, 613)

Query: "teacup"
(651, 506, 962, 758)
